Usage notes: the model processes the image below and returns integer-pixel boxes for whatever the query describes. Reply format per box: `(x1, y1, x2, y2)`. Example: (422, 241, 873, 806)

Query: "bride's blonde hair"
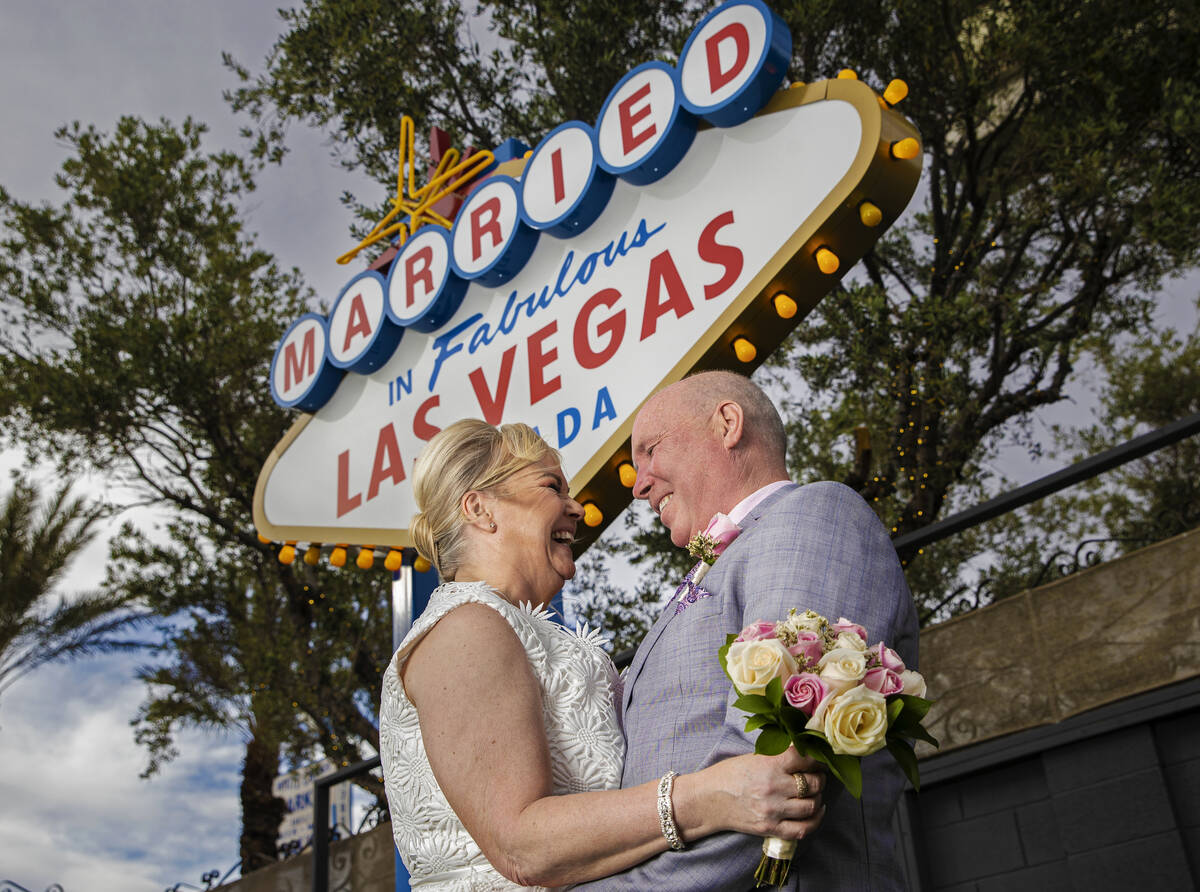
(411, 419, 557, 580)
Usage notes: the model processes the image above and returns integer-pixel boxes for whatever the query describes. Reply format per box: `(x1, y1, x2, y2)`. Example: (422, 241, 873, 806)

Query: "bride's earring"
(488, 518, 497, 532)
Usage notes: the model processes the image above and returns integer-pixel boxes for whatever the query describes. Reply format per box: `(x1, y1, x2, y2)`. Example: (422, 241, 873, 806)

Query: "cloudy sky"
(0, 2, 373, 890)
(2, 3, 1197, 891)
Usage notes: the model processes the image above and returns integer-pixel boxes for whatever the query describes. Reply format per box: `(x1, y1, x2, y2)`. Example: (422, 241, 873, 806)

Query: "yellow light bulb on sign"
(413, 555, 433, 574)
(304, 545, 321, 565)
(384, 549, 404, 572)
(891, 138, 920, 160)
(278, 544, 296, 565)
(772, 293, 797, 318)
(583, 503, 603, 527)
(883, 79, 909, 105)
(815, 247, 840, 274)
(618, 462, 637, 488)
(330, 545, 347, 568)
(732, 337, 757, 363)
(356, 546, 375, 570)
(859, 202, 883, 227)
(837, 69, 858, 80)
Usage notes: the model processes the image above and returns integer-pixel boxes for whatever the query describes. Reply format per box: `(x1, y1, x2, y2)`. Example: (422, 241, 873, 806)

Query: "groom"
(580, 371, 919, 890)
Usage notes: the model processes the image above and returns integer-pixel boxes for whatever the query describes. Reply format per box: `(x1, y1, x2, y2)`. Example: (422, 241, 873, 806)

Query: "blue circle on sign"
(596, 61, 696, 186)
(269, 313, 344, 412)
(326, 270, 403, 373)
(519, 120, 615, 239)
(385, 227, 468, 333)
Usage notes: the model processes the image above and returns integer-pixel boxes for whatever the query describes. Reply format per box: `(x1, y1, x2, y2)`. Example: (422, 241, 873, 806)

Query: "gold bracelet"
(657, 770, 685, 851)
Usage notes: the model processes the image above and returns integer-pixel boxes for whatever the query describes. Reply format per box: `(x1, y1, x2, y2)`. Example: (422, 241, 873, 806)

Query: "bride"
(380, 419, 824, 889)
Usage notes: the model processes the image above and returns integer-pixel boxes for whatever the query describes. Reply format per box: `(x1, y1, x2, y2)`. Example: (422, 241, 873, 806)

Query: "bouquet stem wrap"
(755, 836, 797, 886)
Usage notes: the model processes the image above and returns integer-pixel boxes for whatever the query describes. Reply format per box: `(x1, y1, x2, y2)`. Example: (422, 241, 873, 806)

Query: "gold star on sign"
(337, 115, 495, 265)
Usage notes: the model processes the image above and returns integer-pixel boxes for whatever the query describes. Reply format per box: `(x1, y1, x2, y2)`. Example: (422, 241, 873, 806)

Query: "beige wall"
(918, 526, 1200, 756)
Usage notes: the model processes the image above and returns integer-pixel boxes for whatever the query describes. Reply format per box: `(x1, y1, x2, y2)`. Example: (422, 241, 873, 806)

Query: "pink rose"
(863, 667, 904, 696)
(703, 512, 741, 556)
(787, 630, 825, 666)
(783, 672, 829, 716)
(867, 642, 905, 672)
(736, 621, 778, 642)
(830, 617, 868, 643)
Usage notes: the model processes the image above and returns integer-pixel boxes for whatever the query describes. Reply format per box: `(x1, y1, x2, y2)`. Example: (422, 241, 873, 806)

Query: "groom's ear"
(715, 400, 745, 450)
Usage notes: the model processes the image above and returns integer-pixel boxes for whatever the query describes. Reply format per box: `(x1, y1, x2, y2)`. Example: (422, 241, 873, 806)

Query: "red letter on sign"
(367, 423, 406, 501)
(469, 345, 517, 424)
(343, 294, 373, 351)
(283, 328, 315, 392)
(336, 448, 362, 518)
(619, 82, 656, 156)
(470, 196, 504, 261)
(698, 210, 744, 300)
(405, 245, 435, 307)
(413, 394, 441, 442)
(573, 288, 626, 369)
(640, 250, 695, 341)
(706, 23, 750, 93)
(550, 147, 567, 205)
(527, 320, 562, 405)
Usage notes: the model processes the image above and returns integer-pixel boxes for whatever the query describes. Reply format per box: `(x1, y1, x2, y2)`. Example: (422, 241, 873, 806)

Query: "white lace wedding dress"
(380, 581, 626, 890)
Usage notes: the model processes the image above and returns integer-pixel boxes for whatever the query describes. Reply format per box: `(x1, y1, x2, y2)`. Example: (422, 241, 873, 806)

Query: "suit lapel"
(621, 561, 701, 715)
(621, 484, 799, 714)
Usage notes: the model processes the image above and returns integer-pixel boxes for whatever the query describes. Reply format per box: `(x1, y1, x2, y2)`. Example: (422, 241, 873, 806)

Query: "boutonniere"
(686, 512, 741, 585)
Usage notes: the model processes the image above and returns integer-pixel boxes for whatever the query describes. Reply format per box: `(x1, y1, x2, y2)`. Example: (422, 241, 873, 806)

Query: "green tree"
(0, 478, 146, 700)
(0, 117, 393, 865)
(227, 0, 1200, 628)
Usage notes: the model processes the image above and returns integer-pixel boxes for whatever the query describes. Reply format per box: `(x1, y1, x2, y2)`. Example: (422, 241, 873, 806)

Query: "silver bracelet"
(657, 769, 685, 851)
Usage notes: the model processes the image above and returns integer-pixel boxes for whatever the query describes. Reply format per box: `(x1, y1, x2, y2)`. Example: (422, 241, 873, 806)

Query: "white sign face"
(451, 177, 527, 281)
(255, 82, 920, 549)
(273, 759, 352, 852)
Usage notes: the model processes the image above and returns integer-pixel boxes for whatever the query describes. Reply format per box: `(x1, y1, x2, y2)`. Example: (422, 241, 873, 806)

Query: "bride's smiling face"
(487, 458, 584, 594)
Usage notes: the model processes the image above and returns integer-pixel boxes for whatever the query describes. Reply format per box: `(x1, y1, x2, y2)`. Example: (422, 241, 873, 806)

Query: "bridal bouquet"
(718, 609, 937, 887)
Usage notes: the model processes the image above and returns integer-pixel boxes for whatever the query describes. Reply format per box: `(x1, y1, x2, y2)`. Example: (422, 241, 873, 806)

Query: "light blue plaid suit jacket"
(576, 482, 919, 891)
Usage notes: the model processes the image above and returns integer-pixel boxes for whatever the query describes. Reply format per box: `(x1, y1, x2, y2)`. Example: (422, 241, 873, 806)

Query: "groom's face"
(631, 391, 732, 547)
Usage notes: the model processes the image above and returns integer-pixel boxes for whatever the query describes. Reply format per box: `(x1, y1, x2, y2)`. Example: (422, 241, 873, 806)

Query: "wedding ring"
(793, 772, 809, 798)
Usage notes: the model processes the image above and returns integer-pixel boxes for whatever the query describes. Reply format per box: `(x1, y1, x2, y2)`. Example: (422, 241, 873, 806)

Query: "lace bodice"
(380, 581, 625, 890)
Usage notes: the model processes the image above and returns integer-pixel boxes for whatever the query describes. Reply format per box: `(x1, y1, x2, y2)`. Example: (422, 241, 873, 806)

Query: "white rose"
(822, 686, 889, 756)
(899, 669, 927, 698)
(725, 639, 798, 696)
(784, 609, 827, 635)
(817, 646, 868, 696)
(834, 631, 868, 653)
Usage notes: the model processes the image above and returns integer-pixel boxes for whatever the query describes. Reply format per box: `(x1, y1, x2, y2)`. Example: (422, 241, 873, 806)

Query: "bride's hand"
(676, 747, 825, 842)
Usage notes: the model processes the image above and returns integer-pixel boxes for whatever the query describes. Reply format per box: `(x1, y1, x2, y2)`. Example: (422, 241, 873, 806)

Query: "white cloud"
(0, 656, 242, 891)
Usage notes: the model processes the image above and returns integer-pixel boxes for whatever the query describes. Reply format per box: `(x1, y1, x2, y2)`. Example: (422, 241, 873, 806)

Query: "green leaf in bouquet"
(886, 736, 921, 791)
(894, 723, 940, 748)
(896, 694, 933, 722)
(780, 706, 812, 739)
(886, 697, 905, 728)
(744, 713, 772, 733)
(755, 726, 792, 755)
(724, 633, 738, 646)
(718, 643, 731, 678)
(828, 752, 863, 799)
(765, 676, 784, 709)
(733, 693, 775, 715)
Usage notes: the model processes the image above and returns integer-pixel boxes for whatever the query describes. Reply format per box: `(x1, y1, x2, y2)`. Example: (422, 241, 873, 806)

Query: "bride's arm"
(402, 602, 822, 888)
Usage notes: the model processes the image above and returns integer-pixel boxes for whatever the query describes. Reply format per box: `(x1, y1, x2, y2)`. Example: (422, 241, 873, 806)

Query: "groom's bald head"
(630, 371, 789, 545)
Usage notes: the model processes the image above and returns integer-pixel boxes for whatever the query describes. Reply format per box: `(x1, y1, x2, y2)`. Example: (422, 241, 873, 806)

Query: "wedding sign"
(253, 0, 922, 553)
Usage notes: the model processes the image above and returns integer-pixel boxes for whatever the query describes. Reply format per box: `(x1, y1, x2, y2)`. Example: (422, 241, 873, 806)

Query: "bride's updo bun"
(411, 419, 557, 580)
